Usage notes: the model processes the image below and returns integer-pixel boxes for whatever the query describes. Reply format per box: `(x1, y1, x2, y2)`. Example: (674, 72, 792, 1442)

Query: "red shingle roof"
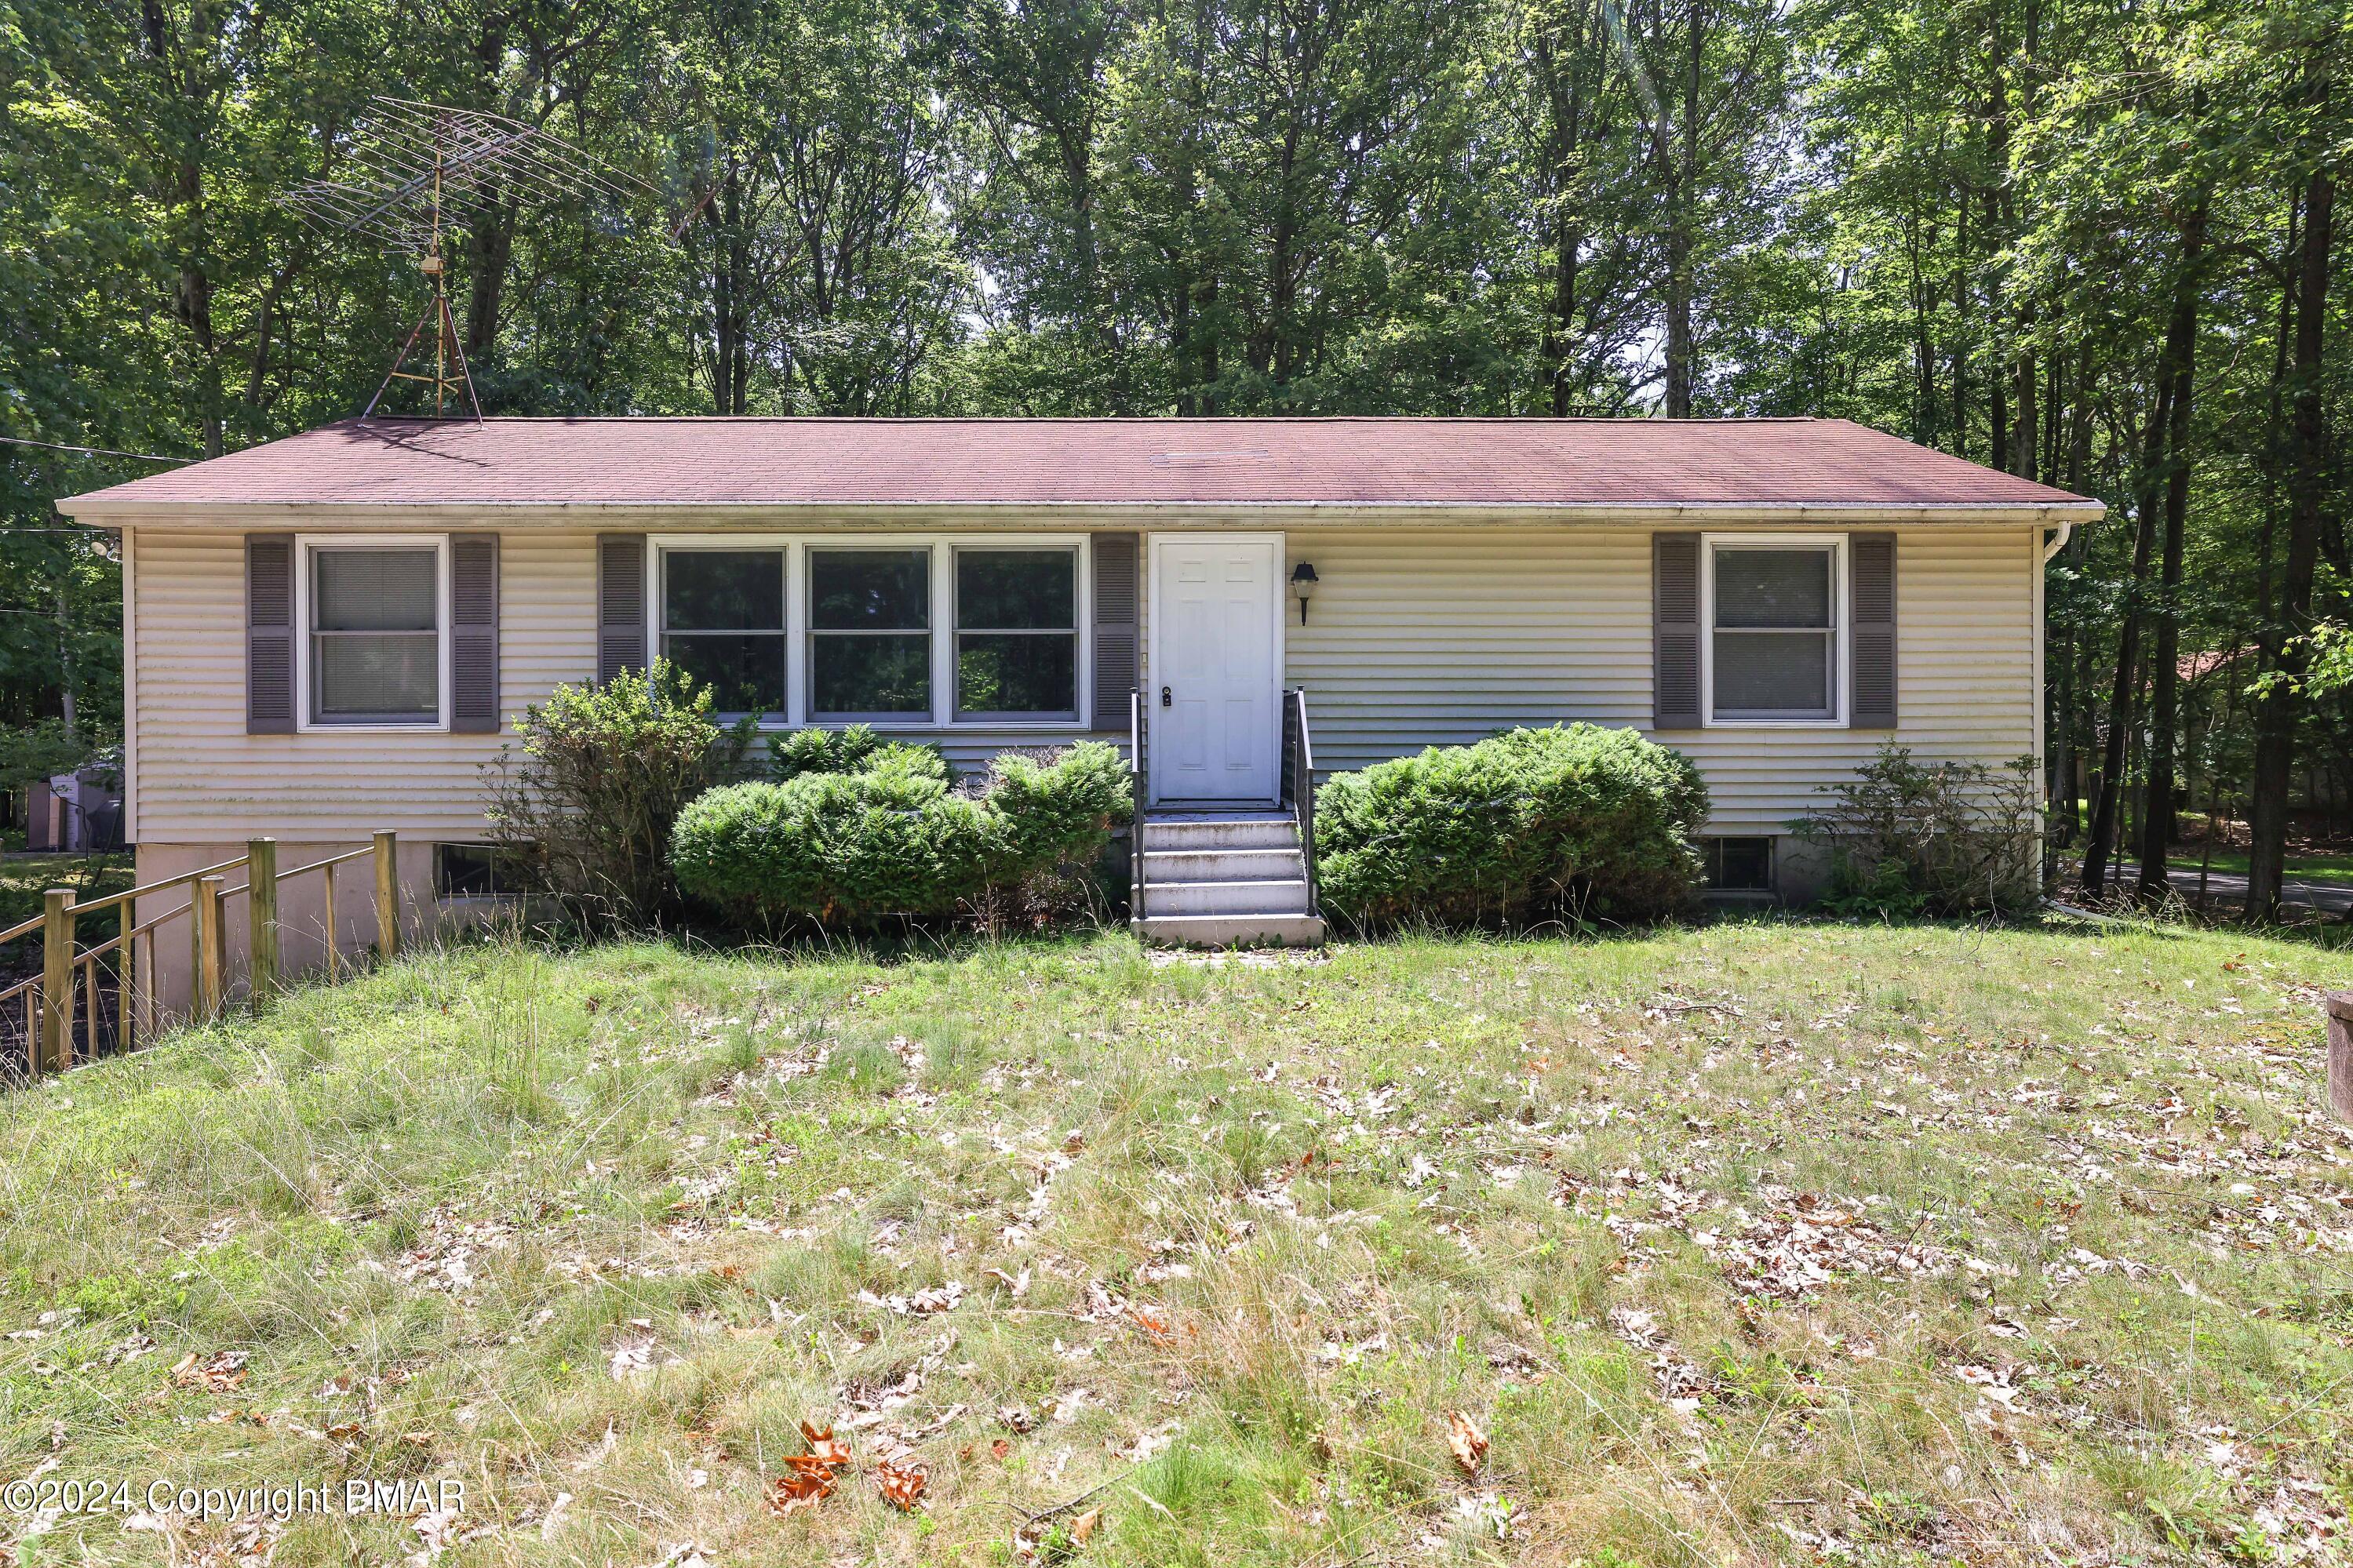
(60, 416, 2100, 514)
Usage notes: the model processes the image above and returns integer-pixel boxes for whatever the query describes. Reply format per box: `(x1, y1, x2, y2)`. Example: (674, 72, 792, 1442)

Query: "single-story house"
(60, 416, 2100, 980)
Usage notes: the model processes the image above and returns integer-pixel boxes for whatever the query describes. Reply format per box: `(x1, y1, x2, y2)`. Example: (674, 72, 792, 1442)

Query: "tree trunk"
(2248, 161, 2335, 918)
(2082, 372, 2174, 895)
(2136, 202, 2207, 900)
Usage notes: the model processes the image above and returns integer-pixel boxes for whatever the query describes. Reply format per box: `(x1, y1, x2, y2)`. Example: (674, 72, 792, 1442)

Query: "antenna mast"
(282, 97, 653, 423)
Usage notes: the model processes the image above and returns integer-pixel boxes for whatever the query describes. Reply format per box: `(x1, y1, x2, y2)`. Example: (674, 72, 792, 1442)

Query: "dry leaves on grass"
(1447, 1412, 1488, 1476)
(169, 1351, 249, 1393)
(875, 1454, 927, 1512)
(768, 1422, 854, 1515)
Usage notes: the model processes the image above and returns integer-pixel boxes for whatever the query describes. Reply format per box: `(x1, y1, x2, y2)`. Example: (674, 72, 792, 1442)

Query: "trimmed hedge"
(1314, 725, 1708, 927)
(670, 740, 1130, 926)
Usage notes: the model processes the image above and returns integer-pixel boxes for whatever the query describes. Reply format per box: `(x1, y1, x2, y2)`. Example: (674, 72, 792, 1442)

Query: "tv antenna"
(282, 97, 654, 421)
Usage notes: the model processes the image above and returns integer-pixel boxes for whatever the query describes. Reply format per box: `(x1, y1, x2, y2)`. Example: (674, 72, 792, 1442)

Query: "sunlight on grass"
(0, 919, 2346, 1565)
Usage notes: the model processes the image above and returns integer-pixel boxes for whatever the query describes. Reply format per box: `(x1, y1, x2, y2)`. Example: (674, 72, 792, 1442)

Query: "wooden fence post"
(247, 838, 279, 1000)
(2326, 992, 2353, 1126)
(373, 831, 400, 960)
(39, 889, 72, 1073)
(195, 875, 225, 1020)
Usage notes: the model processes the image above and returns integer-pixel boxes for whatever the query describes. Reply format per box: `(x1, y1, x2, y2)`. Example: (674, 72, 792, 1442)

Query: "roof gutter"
(58, 497, 2113, 527)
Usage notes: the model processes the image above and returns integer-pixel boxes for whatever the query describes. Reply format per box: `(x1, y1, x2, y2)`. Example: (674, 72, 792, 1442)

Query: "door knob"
(1160, 686, 1172, 708)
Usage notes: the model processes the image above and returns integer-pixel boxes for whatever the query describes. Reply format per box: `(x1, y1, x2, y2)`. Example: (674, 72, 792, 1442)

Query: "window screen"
(311, 546, 439, 723)
(810, 550, 931, 715)
(1711, 546, 1835, 720)
(956, 549, 1077, 718)
(662, 549, 787, 716)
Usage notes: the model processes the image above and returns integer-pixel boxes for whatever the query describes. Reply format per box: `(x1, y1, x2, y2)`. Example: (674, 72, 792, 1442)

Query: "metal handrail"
(1129, 688, 1147, 921)
(1284, 687, 1319, 916)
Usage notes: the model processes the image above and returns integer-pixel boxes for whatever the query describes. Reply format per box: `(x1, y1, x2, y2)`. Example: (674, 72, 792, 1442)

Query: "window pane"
(958, 634, 1077, 715)
(1713, 631, 1831, 715)
(1714, 549, 1831, 629)
(811, 551, 929, 630)
(958, 550, 1074, 630)
(1706, 837, 1773, 890)
(665, 633, 786, 715)
(315, 632, 438, 719)
(666, 550, 784, 631)
(315, 548, 435, 631)
(814, 634, 931, 714)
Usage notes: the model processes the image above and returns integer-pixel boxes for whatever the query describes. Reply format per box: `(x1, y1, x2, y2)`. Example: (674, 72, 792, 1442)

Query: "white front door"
(1148, 533, 1283, 805)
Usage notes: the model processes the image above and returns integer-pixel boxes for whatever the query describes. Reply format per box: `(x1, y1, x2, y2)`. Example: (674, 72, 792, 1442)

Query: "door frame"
(1146, 531, 1287, 808)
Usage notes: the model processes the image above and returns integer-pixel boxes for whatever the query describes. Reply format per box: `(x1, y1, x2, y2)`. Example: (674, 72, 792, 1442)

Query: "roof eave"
(57, 497, 2109, 527)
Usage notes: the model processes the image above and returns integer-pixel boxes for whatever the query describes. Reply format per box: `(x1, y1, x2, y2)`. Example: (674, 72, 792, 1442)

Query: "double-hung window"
(1706, 537, 1843, 724)
(661, 548, 788, 719)
(810, 549, 932, 717)
(306, 540, 446, 726)
(955, 548, 1079, 719)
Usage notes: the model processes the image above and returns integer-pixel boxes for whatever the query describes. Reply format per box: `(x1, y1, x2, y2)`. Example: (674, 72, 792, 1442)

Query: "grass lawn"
(0, 921, 2348, 1566)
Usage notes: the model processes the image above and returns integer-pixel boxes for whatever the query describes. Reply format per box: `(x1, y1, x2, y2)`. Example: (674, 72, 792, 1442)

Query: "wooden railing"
(0, 830, 408, 1081)
(1129, 688, 1149, 920)
(1280, 687, 1319, 917)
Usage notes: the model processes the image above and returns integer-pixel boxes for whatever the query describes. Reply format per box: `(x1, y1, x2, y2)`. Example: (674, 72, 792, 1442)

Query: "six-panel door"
(1148, 534, 1281, 804)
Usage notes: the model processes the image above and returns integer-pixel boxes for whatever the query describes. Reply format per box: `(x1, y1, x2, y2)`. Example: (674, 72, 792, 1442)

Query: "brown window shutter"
(451, 533, 500, 732)
(246, 533, 296, 734)
(1850, 533, 1898, 728)
(597, 533, 647, 683)
(1090, 531, 1139, 728)
(1652, 532, 1702, 729)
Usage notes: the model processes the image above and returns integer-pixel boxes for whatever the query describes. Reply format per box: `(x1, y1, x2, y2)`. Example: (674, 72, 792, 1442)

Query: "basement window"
(435, 843, 529, 900)
(1703, 836, 1774, 893)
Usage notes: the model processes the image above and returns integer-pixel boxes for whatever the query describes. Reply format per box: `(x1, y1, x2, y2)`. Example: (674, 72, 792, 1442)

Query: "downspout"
(2042, 521, 2074, 562)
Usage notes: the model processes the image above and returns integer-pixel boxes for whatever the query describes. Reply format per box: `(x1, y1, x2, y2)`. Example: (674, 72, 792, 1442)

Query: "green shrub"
(483, 660, 756, 925)
(769, 723, 949, 785)
(1795, 745, 2042, 915)
(1313, 725, 1708, 928)
(670, 740, 1131, 928)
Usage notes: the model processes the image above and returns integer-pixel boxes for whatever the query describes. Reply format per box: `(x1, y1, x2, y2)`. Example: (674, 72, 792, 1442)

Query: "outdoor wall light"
(1290, 562, 1319, 624)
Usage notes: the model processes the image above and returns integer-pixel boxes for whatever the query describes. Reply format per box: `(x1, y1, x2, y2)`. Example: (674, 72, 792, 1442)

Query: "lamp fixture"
(1290, 562, 1319, 624)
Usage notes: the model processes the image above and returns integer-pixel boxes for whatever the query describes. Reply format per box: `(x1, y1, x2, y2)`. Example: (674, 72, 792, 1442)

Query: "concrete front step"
(1146, 877, 1313, 916)
(1141, 815, 1299, 851)
(1142, 847, 1306, 882)
(1133, 912, 1327, 948)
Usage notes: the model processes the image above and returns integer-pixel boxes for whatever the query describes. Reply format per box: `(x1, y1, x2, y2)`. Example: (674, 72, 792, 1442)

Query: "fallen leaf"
(1071, 1508, 1102, 1543)
(1447, 1411, 1488, 1476)
(767, 1467, 834, 1515)
(876, 1456, 927, 1512)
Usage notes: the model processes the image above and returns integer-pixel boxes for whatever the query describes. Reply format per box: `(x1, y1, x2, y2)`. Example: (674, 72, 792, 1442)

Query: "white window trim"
(293, 533, 452, 734)
(1699, 532, 1849, 729)
(949, 542, 1084, 723)
(644, 533, 1093, 731)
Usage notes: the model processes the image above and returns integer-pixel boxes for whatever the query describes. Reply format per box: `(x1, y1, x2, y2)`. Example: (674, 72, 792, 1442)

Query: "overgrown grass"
(0, 919, 2348, 1565)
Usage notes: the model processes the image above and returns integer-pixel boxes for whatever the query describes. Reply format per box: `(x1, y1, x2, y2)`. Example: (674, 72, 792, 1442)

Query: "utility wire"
(0, 435, 191, 464)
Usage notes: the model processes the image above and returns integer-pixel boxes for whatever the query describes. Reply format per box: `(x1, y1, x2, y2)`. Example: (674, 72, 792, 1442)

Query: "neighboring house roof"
(59, 415, 2103, 518)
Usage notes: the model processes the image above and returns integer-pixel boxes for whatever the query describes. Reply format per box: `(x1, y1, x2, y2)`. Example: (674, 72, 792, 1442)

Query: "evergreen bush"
(1314, 725, 1707, 928)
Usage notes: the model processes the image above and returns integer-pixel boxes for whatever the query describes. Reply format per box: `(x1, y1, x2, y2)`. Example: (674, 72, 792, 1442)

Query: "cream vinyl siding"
(129, 522, 2031, 843)
(1282, 526, 2036, 831)
(129, 529, 1132, 839)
